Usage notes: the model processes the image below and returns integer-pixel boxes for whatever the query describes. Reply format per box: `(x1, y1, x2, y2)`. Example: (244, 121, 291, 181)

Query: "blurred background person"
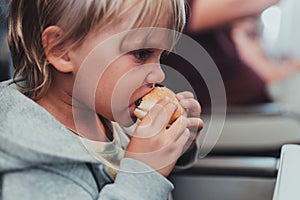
(259, 0, 300, 110)
(162, 0, 300, 112)
(231, 16, 300, 109)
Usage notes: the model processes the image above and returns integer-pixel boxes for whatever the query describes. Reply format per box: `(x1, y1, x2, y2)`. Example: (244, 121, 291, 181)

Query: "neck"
(36, 82, 110, 142)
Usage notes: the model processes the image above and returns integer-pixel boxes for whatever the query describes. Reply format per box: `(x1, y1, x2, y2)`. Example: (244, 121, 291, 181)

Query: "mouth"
(129, 98, 142, 118)
(129, 104, 138, 122)
(134, 98, 142, 107)
(128, 95, 145, 123)
(128, 84, 163, 121)
(130, 84, 163, 110)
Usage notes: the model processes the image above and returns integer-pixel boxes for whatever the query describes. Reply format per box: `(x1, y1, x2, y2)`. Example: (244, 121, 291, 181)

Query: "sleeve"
(267, 74, 300, 108)
(1, 159, 173, 200)
(1, 169, 95, 200)
(99, 158, 174, 200)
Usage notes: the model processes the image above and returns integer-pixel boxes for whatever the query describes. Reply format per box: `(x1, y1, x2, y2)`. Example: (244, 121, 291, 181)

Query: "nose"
(145, 63, 165, 85)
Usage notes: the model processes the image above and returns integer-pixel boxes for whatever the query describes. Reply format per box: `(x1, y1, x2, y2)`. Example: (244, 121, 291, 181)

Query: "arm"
(100, 158, 173, 199)
(231, 18, 300, 83)
(187, 0, 280, 32)
(1, 160, 173, 200)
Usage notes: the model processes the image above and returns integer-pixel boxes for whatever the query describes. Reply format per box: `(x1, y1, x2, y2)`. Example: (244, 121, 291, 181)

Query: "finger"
(179, 98, 201, 117)
(186, 118, 203, 144)
(138, 96, 170, 127)
(166, 116, 188, 140)
(174, 128, 190, 154)
(156, 100, 178, 128)
(176, 91, 194, 100)
(139, 97, 178, 131)
(187, 118, 204, 133)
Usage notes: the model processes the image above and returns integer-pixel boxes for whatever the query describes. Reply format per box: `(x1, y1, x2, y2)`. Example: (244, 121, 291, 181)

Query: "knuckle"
(187, 92, 194, 98)
(184, 128, 190, 137)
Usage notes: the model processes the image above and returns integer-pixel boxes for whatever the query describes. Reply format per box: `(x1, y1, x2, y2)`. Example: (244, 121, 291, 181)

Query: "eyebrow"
(119, 28, 175, 53)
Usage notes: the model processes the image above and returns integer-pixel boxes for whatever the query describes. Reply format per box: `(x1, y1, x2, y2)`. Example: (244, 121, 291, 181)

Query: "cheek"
(93, 68, 133, 117)
(93, 76, 116, 117)
(93, 81, 132, 123)
(110, 70, 146, 103)
(103, 65, 145, 99)
(93, 55, 151, 118)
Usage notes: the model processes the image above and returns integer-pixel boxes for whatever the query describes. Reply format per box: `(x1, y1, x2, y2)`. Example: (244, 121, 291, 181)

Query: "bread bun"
(134, 86, 187, 124)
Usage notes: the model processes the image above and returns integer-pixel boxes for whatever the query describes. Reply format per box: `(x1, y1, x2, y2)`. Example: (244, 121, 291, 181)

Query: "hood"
(0, 80, 103, 172)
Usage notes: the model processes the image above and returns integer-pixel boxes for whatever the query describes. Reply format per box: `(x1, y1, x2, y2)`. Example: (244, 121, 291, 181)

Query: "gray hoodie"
(0, 80, 174, 200)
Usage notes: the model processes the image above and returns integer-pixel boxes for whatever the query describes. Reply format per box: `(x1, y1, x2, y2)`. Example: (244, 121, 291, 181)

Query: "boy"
(0, 0, 202, 199)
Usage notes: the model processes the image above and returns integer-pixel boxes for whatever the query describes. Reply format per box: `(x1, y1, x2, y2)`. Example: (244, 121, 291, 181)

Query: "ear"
(42, 26, 74, 73)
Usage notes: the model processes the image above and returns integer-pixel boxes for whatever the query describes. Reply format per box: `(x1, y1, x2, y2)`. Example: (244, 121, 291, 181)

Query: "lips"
(129, 93, 149, 120)
(129, 84, 163, 113)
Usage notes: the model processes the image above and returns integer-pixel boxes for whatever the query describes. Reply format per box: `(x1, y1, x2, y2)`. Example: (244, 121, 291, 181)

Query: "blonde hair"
(8, 0, 186, 100)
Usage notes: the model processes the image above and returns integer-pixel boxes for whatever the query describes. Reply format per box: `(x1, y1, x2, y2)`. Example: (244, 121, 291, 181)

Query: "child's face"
(69, 20, 172, 127)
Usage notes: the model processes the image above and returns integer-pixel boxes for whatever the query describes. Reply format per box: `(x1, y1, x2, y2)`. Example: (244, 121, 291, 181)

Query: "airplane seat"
(161, 64, 300, 200)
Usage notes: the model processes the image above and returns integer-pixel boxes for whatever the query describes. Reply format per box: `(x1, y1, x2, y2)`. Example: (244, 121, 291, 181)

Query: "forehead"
(120, 28, 177, 52)
(87, 0, 181, 52)
(114, 3, 176, 51)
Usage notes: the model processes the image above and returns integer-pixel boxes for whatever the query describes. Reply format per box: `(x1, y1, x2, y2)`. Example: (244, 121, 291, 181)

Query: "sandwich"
(134, 86, 186, 124)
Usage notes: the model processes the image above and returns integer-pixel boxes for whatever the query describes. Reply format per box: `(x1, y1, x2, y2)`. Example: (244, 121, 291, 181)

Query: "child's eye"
(130, 49, 154, 63)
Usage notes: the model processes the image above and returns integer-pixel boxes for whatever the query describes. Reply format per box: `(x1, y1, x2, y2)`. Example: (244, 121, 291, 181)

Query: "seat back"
(0, 173, 2, 199)
(273, 145, 300, 200)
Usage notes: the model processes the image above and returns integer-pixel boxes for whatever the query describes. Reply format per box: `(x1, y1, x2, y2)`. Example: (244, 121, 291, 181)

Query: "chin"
(113, 113, 137, 127)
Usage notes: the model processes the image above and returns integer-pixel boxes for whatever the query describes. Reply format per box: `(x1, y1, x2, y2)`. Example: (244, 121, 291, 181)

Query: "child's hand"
(176, 91, 203, 150)
(125, 93, 203, 177)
